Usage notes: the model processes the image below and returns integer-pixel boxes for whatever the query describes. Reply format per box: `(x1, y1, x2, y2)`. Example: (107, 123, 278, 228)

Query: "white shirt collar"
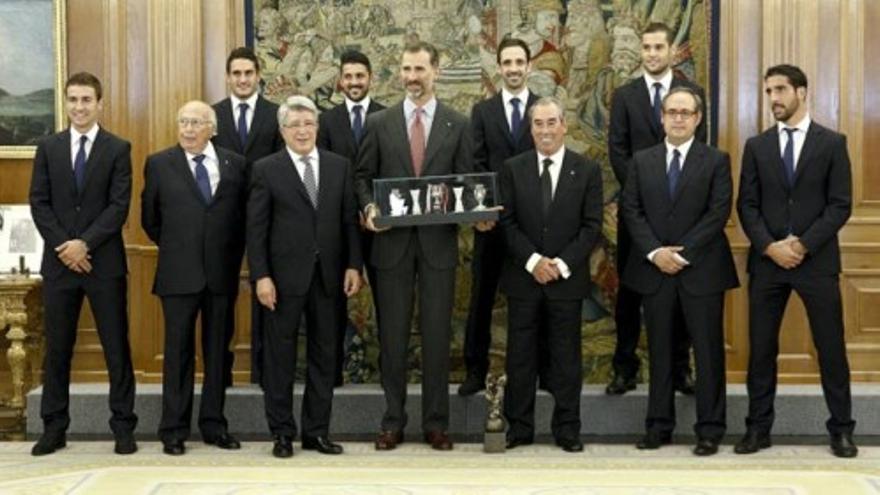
(404, 96, 437, 119)
(501, 87, 529, 107)
(777, 113, 811, 135)
(665, 136, 695, 162)
(231, 92, 259, 110)
(287, 146, 319, 165)
(345, 96, 371, 114)
(71, 124, 99, 144)
(537, 145, 566, 167)
(644, 70, 673, 92)
(184, 141, 218, 163)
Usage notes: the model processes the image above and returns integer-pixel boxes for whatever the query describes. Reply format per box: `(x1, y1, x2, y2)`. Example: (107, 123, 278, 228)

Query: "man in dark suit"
(355, 42, 473, 451)
(29, 72, 138, 456)
(606, 22, 706, 396)
(249, 96, 362, 458)
(621, 87, 738, 456)
(317, 50, 385, 387)
(211, 46, 284, 387)
(142, 101, 247, 456)
(458, 38, 540, 396)
(500, 96, 603, 452)
(735, 64, 857, 458)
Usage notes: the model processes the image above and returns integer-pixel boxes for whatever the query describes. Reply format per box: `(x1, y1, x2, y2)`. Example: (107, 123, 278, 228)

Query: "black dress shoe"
(31, 433, 66, 456)
(693, 438, 719, 456)
(636, 431, 672, 450)
(457, 372, 486, 396)
(163, 439, 185, 456)
(605, 374, 637, 395)
(272, 435, 294, 458)
(830, 432, 858, 458)
(733, 430, 771, 454)
(673, 374, 696, 395)
(556, 437, 584, 453)
(205, 432, 241, 450)
(114, 433, 138, 455)
(505, 436, 534, 450)
(302, 436, 343, 455)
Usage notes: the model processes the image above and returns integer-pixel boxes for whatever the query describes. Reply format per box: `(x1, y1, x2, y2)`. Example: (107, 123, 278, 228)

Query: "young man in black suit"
(248, 96, 362, 458)
(607, 22, 706, 396)
(211, 46, 284, 387)
(317, 50, 385, 387)
(142, 101, 248, 456)
(500, 97, 603, 452)
(736, 64, 857, 458)
(29, 72, 138, 456)
(459, 38, 541, 396)
(621, 87, 738, 456)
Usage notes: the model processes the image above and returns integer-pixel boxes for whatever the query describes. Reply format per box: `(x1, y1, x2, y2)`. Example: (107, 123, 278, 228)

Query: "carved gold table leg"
(0, 277, 43, 439)
(4, 296, 29, 411)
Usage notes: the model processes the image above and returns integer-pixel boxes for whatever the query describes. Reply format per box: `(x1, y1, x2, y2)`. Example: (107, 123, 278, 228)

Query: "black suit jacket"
(247, 149, 362, 296)
(621, 141, 739, 296)
(608, 76, 707, 186)
(354, 100, 473, 270)
(212, 95, 284, 167)
(471, 92, 539, 173)
(317, 100, 385, 161)
(499, 149, 603, 300)
(736, 122, 852, 277)
(29, 128, 132, 281)
(141, 145, 248, 296)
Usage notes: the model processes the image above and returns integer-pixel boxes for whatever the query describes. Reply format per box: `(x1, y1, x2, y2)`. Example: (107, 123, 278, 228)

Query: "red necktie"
(410, 107, 425, 177)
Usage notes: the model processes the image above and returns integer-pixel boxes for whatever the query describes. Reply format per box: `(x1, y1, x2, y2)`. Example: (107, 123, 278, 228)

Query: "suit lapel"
(793, 122, 820, 186)
(759, 127, 789, 190)
(78, 129, 109, 197)
(54, 130, 77, 196)
(423, 102, 451, 174)
(488, 95, 514, 147)
(218, 99, 242, 153)
(284, 151, 316, 210)
(334, 104, 357, 156)
(212, 148, 234, 205)
(169, 146, 210, 205)
(389, 103, 416, 176)
(246, 96, 271, 154)
(632, 80, 661, 139)
(549, 150, 577, 213)
(670, 141, 702, 206)
(520, 152, 544, 224)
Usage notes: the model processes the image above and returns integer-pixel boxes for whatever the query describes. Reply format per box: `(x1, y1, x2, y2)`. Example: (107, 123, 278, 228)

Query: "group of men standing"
(28, 21, 857, 460)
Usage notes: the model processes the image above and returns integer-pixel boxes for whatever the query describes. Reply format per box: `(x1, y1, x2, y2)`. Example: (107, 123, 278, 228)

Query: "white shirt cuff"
(553, 257, 571, 279)
(525, 253, 542, 273)
(647, 248, 661, 262)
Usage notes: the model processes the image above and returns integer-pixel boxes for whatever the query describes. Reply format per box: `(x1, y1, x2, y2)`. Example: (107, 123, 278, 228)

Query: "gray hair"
(662, 86, 703, 113)
(277, 95, 318, 125)
(527, 96, 565, 122)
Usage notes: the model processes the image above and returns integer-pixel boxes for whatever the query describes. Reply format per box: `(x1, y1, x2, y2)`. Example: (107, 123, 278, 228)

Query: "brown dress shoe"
(374, 430, 403, 450)
(424, 431, 453, 451)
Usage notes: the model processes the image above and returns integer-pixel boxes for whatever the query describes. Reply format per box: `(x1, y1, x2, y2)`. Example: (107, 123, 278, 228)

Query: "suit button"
(788, 199, 794, 205)
(75, 206, 81, 212)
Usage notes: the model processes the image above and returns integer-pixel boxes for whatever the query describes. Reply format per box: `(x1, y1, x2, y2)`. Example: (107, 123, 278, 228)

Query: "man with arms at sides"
(29, 72, 137, 456)
(500, 97, 603, 453)
(736, 64, 857, 458)
(458, 37, 542, 396)
(621, 87, 738, 456)
(355, 41, 473, 451)
(211, 46, 284, 387)
(606, 21, 706, 396)
(142, 101, 247, 456)
(249, 96, 362, 458)
(317, 49, 385, 387)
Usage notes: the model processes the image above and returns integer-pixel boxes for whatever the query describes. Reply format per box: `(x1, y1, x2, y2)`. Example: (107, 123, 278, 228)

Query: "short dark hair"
(340, 50, 372, 73)
(642, 22, 674, 45)
(496, 37, 531, 65)
(403, 41, 439, 67)
(764, 64, 808, 90)
(65, 72, 103, 101)
(662, 86, 703, 113)
(226, 46, 260, 74)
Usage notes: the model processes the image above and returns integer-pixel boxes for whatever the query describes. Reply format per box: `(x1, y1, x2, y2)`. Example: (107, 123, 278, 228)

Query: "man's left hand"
(343, 268, 362, 297)
(56, 239, 90, 272)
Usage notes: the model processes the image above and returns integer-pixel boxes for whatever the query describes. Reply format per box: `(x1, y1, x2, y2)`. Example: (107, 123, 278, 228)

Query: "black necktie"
(74, 135, 88, 192)
(510, 97, 522, 137)
(541, 158, 553, 217)
(652, 82, 663, 128)
(193, 154, 212, 204)
(668, 149, 681, 198)
(237, 103, 249, 150)
(352, 104, 364, 144)
(782, 127, 796, 186)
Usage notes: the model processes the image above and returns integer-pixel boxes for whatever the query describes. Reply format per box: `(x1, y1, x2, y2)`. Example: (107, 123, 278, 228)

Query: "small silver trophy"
(410, 188, 422, 215)
(452, 186, 465, 212)
(426, 183, 448, 214)
(472, 183, 487, 211)
(484, 372, 507, 453)
(389, 188, 408, 216)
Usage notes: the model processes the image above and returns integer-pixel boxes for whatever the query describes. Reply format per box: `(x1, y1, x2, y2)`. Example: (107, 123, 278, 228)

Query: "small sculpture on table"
(484, 372, 507, 453)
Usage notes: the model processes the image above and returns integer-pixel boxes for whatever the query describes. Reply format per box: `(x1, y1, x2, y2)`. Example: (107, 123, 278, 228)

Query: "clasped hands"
(764, 235, 807, 269)
(533, 256, 561, 285)
(652, 246, 688, 275)
(56, 239, 91, 273)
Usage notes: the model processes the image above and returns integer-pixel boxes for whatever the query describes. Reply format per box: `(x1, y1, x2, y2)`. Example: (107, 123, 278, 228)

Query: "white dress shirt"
(404, 96, 437, 142)
(346, 96, 372, 127)
(230, 92, 259, 133)
(644, 70, 673, 102)
(70, 124, 99, 170)
(185, 141, 221, 195)
(525, 146, 572, 279)
(501, 87, 530, 132)
(288, 147, 320, 191)
(777, 113, 811, 171)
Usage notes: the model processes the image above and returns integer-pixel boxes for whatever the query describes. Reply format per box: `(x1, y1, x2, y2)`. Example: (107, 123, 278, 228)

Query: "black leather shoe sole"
(31, 437, 66, 456)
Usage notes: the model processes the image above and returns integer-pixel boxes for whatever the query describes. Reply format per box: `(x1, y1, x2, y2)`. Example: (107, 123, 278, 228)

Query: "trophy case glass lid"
(372, 172, 498, 228)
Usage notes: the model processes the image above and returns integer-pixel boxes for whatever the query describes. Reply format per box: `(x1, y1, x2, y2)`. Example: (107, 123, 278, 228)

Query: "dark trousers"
(376, 237, 455, 433)
(642, 280, 727, 440)
(222, 280, 241, 387)
(613, 214, 692, 379)
(334, 229, 379, 385)
(158, 290, 231, 442)
(745, 273, 854, 435)
(40, 276, 137, 436)
(262, 269, 338, 438)
(504, 294, 583, 442)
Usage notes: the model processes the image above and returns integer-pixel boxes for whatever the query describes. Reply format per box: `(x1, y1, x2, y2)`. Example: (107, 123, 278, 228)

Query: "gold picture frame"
(0, 0, 67, 159)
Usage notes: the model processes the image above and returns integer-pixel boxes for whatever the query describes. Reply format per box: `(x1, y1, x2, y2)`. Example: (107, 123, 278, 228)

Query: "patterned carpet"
(0, 441, 878, 494)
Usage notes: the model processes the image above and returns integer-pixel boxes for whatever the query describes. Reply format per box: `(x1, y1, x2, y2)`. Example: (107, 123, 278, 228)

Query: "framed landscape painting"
(0, 0, 67, 159)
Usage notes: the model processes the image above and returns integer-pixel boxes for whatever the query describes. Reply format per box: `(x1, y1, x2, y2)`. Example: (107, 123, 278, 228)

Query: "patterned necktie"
(410, 107, 426, 177)
(668, 149, 681, 198)
(510, 97, 522, 138)
(541, 158, 553, 217)
(652, 82, 663, 129)
(237, 103, 249, 150)
(193, 154, 212, 204)
(782, 128, 796, 186)
(301, 155, 318, 209)
(352, 104, 364, 144)
(74, 135, 88, 192)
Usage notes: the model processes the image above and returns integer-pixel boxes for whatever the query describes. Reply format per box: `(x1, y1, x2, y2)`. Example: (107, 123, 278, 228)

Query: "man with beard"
(459, 38, 540, 396)
(606, 22, 706, 396)
(212, 46, 284, 387)
(735, 64, 857, 458)
(318, 50, 385, 386)
(355, 42, 474, 451)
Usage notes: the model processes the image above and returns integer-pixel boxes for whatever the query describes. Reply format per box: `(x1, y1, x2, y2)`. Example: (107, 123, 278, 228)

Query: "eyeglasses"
(178, 118, 211, 128)
(663, 109, 698, 120)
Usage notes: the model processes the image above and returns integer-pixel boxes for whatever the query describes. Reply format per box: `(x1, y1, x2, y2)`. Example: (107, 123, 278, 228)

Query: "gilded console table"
(0, 275, 43, 438)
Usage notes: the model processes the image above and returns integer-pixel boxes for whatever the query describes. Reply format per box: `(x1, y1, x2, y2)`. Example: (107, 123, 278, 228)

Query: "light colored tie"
(301, 155, 318, 208)
(410, 107, 426, 177)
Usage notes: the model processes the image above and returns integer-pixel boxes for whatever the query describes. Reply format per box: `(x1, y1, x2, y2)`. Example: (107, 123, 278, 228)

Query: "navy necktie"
(541, 158, 553, 217)
(510, 97, 522, 138)
(74, 135, 88, 192)
(193, 154, 212, 204)
(352, 104, 364, 144)
(782, 127, 796, 186)
(652, 82, 663, 128)
(237, 103, 249, 150)
(668, 149, 681, 198)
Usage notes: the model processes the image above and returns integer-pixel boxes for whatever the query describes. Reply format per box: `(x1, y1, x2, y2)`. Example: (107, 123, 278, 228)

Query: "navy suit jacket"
(471, 92, 539, 174)
(317, 100, 385, 161)
(212, 94, 284, 168)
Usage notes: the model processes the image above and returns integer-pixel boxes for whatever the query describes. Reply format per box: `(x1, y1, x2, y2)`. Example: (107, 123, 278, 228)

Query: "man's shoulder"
(437, 100, 468, 123)
(318, 148, 349, 166)
(215, 145, 246, 165)
(211, 97, 231, 111)
(146, 145, 181, 163)
(672, 75, 705, 94)
(564, 147, 600, 171)
(471, 94, 501, 113)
